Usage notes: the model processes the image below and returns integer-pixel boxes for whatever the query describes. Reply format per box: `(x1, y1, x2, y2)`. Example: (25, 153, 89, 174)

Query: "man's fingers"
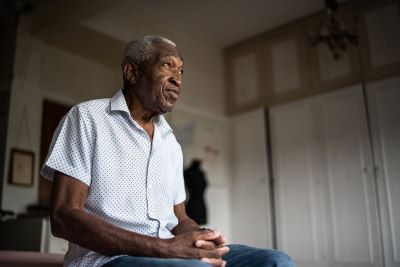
(201, 258, 226, 267)
(196, 229, 221, 240)
(199, 229, 226, 246)
(216, 246, 230, 256)
(195, 240, 217, 250)
(210, 234, 226, 246)
(198, 229, 221, 239)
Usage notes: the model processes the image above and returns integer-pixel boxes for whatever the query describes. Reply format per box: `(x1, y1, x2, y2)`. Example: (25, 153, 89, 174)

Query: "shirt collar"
(110, 89, 173, 137)
(110, 89, 130, 114)
(154, 114, 173, 138)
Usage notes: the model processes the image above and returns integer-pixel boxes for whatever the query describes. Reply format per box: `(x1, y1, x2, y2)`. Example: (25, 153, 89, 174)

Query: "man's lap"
(103, 244, 295, 267)
(103, 256, 209, 267)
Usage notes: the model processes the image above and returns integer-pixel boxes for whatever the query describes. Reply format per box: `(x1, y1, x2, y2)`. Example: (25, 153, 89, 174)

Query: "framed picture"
(9, 148, 34, 187)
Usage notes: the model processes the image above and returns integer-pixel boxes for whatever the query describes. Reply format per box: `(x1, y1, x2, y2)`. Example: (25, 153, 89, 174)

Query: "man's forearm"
(51, 207, 167, 257)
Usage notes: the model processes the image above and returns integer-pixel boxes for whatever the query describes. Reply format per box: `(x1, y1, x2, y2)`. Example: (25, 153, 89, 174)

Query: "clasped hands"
(167, 228, 229, 267)
(195, 228, 229, 267)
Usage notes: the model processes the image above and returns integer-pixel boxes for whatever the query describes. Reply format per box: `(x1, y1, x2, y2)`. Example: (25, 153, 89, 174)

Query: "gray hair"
(121, 35, 176, 70)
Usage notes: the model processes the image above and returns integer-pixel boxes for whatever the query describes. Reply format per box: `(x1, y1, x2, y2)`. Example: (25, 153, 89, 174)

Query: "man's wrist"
(152, 237, 171, 258)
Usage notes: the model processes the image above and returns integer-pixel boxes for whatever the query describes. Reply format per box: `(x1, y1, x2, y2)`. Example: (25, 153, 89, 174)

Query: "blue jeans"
(103, 244, 295, 267)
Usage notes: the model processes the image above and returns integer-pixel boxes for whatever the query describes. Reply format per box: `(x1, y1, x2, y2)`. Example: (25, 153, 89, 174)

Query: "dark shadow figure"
(184, 159, 208, 225)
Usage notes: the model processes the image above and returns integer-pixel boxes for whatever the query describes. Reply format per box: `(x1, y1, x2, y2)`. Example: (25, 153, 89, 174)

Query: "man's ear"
(123, 63, 139, 84)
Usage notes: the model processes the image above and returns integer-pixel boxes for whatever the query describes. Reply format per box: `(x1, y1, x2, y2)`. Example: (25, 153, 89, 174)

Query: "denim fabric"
(102, 244, 295, 267)
(103, 257, 209, 267)
(223, 244, 295, 267)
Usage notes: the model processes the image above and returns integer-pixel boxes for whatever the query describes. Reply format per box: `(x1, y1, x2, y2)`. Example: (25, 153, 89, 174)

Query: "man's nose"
(170, 72, 182, 87)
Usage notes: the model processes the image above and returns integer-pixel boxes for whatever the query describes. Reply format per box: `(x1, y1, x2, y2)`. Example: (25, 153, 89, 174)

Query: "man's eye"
(163, 62, 171, 68)
(179, 69, 184, 75)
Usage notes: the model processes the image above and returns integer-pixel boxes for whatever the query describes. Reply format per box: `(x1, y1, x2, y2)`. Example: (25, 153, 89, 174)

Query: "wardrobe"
(230, 76, 400, 267)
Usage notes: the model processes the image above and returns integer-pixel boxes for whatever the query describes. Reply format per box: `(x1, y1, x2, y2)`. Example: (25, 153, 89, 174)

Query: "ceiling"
(29, 0, 347, 67)
(32, 0, 354, 47)
(80, 0, 330, 47)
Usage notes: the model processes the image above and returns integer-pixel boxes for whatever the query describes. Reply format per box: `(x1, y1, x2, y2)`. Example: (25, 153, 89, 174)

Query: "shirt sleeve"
(40, 106, 94, 186)
(173, 144, 186, 205)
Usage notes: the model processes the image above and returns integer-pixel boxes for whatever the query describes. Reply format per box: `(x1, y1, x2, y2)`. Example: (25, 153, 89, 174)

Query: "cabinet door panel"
(359, 0, 400, 80)
(317, 86, 381, 267)
(306, 6, 361, 92)
(262, 26, 314, 106)
(230, 108, 272, 248)
(270, 85, 382, 267)
(367, 76, 400, 267)
(232, 53, 259, 106)
(271, 39, 301, 93)
(270, 98, 325, 267)
(226, 42, 263, 114)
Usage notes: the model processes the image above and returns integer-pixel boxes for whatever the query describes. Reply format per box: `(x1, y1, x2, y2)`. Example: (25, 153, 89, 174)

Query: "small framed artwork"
(9, 148, 35, 187)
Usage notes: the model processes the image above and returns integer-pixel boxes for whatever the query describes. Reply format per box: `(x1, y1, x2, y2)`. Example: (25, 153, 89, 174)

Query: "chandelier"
(310, 0, 358, 59)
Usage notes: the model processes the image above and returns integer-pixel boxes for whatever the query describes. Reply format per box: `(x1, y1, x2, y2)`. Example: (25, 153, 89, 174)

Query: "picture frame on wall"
(9, 148, 34, 187)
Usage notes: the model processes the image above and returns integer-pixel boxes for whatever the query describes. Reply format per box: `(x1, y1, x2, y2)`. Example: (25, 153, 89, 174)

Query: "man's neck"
(123, 88, 156, 139)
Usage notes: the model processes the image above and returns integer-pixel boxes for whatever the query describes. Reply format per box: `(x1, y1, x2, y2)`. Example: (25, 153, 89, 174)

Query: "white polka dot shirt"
(41, 89, 186, 267)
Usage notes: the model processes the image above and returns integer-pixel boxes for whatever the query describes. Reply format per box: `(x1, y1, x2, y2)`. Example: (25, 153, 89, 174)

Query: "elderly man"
(41, 35, 294, 267)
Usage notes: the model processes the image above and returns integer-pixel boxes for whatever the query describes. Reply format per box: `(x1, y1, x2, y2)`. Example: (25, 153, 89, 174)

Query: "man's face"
(134, 43, 184, 114)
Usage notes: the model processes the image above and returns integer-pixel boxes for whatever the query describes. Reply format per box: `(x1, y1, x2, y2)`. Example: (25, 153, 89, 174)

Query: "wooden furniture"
(225, 0, 400, 114)
(268, 77, 400, 267)
(270, 85, 382, 267)
(230, 75, 400, 267)
(0, 217, 68, 254)
(0, 251, 63, 267)
(358, 0, 400, 81)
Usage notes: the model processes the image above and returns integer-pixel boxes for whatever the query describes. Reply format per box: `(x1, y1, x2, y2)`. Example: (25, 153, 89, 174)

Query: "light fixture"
(310, 0, 358, 59)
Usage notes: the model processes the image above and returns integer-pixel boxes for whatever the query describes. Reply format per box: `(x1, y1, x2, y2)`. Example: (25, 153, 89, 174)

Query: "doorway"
(38, 100, 71, 206)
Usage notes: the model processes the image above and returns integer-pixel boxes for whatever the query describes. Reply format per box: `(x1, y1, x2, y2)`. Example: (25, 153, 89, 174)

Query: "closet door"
(230, 108, 272, 248)
(270, 97, 327, 267)
(367, 76, 400, 267)
(270, 85, 382, 267)
(316, 85, 382, 267)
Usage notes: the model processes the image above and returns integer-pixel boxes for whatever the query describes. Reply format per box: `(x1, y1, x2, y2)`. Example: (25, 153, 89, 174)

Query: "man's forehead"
(155, 43, 183, 61)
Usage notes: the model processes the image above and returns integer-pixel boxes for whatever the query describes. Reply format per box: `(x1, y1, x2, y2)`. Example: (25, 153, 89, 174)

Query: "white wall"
(80, 3, 226, 116)
(2, 15, 231, 239)
(1, 18, 118, 213)
(169, 107, 231, 240)
(2, 20, 44, 213)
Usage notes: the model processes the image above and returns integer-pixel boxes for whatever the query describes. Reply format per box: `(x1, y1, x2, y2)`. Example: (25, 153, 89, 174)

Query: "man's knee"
(226, 244, 295, 267)
(258, 249, 295, 267)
